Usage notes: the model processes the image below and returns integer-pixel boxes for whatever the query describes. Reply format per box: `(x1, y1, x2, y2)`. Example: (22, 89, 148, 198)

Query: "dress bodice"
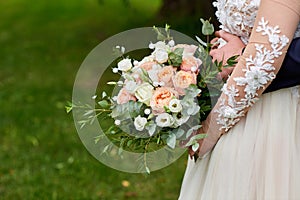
(213, 0, 300, 44)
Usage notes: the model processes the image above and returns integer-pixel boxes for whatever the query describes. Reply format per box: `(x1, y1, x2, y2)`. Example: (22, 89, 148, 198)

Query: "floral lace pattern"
(215, 18, 289, 132)
(213, 0, 300, 44)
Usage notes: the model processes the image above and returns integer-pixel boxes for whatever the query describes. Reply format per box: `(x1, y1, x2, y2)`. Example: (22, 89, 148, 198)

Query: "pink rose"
(173, 71, 197, 95)
(116, 88, 136, 104)
(180, 56, 202, 73)
(150, 87, 178, 115)
(157, 65, 176, 87)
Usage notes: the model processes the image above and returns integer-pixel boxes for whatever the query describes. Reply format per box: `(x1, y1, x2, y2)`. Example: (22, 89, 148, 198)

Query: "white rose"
(154, 49, 168, 63)
(134, 115, 147, 131)
(155, 113, 174, 127)
(135, 83, 154, 106)
(169, 99, 182, 113)
(117, 58, 132, 72)
(124, 80, 137, 94)
(153, 41, 168, 50)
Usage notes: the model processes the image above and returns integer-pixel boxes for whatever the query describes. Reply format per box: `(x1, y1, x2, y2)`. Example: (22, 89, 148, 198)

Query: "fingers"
(218, 67, 234, 80)
(210, 37, 220, 49)
(209, 49, 224, 62)
(215, 30, 237, 42)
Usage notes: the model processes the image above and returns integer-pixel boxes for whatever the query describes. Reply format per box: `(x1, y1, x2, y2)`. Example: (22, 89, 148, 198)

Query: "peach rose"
(173, 71, 197, 95)
(157, 65, 176, 87)
(180, 56, 202, 73)
(150, 87, 178, 115)
(173, 44, 198, 57)
(139, 61, 157, 71)
(116, 88, 136, 104)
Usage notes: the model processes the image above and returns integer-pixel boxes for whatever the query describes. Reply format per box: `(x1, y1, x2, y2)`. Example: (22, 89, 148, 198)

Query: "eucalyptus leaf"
(192, 143, 200, 152)
(166, 133, 176, 149)
(175, 129, 185, 139)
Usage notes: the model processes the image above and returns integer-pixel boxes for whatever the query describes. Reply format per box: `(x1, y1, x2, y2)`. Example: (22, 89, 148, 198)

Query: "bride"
(179, 0, 300, 199)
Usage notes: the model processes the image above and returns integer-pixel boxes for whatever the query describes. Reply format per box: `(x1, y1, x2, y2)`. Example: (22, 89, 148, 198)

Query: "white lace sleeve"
(198, 0, 300, 156)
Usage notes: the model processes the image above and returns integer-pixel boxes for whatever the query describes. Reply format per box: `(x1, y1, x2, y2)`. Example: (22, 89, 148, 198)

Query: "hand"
(187, 126, 206, 160)
(210, 30, 246, 80)
(210, 30, 245, 62)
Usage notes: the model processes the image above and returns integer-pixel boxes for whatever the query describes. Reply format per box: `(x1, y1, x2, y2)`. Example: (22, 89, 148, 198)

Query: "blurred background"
(0, 0, 216, 199)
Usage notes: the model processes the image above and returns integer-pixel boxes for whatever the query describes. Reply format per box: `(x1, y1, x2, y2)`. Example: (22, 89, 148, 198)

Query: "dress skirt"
(179, 86, 300, 200)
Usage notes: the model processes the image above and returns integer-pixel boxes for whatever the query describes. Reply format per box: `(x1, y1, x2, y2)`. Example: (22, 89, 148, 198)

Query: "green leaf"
(98, 100, 109, 108)
(65, 101, 73, 113)
(184, 133, 207, 147)
(168, 48, 183, 66)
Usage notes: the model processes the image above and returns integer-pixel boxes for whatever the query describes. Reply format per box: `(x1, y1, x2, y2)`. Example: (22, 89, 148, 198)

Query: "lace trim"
(215, 17, 289, 132)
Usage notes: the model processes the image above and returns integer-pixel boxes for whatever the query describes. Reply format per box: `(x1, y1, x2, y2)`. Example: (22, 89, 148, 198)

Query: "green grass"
(0, 0, 189, 199)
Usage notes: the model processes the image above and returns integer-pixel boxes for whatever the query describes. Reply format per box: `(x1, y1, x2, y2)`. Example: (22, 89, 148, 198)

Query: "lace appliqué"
(213, 0, 260, 44)
(215, 17, 289, 132)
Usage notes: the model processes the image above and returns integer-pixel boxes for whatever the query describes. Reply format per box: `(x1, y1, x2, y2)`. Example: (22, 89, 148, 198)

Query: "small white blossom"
(144, 108, 151, 115)
(191, 66, 198, 72)
(112, 68, 119, 73)
(134, 115, 147, 131)
(117, 81, 123, 86)
(149, 42, 155, 49)
(168, 40, 175, 47)
(92, 95, 97, 100)
(114, 120, 121, 126)
(133, 60, 139, 66)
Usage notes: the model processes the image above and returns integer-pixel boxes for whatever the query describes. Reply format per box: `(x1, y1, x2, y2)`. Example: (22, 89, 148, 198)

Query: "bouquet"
(67, 20, 237, 173)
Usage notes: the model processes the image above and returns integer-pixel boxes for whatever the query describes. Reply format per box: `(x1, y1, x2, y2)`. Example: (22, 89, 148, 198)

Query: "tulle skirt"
(179, 86, 300, 200)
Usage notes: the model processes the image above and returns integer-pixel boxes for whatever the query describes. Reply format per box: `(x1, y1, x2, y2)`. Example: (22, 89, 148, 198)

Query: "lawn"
(0, 0, 190, 199)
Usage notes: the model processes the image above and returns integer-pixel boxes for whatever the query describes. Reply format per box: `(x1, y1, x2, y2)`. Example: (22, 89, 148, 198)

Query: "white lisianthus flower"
(169, 99, 182, 113)
(135, 83, 154, 106)
(154, 49, 168, 63)
(173, 114, 190, 126)
(124, 81, 138, 94)
(155, 113, 174, 127)
(117, 58, 132, 72)
(134, 115, 147, 131)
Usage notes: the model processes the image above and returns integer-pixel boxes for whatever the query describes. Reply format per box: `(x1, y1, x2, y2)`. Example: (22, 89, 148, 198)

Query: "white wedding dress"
(179, 0, 300, 199)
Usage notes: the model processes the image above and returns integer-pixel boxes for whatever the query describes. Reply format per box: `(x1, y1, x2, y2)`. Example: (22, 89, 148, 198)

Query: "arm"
(197, 0, 300, 157)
